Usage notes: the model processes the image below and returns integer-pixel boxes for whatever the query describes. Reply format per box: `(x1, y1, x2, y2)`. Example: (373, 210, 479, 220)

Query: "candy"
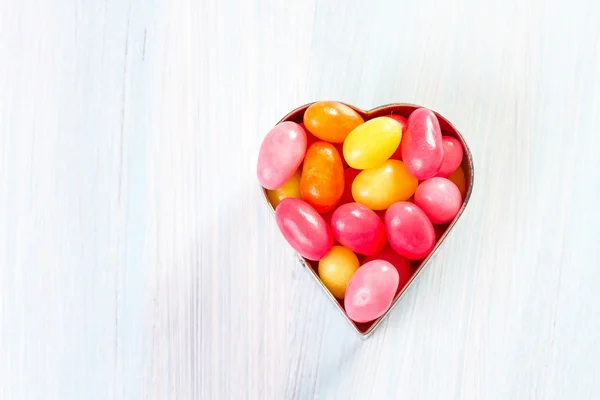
(436, 136, 464, 178)
(343, 117, 402, 169)
(387, 115, 408, 160)
(352, 160, 418, 210)
(339, 168, 361, 205)
(318, 246, 360, 299)
(266, 169, 301, 208)
(330, 202, 387, 256)
(401, 108, 444, 180)
(304, 101, 364, 143)
(344, 260, 399, 323)
(363, 245, 411, 294)
(275, 198, 333, 261)
(448, 165, 467, 199)
(257, 121, 307, 190)
(300, 142, 345, 213)
(414, 177, 462, 224)
(385, 202, 436, 260)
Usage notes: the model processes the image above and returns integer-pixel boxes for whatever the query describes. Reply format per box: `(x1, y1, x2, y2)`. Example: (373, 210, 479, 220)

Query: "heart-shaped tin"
(260, 102, 474, 337)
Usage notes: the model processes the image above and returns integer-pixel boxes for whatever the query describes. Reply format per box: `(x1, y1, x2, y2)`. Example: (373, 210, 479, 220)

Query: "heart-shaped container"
(261, 102, 474, 337)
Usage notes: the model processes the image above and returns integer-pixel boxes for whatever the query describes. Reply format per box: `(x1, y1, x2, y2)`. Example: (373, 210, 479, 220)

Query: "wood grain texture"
(1, 0, 600, 399)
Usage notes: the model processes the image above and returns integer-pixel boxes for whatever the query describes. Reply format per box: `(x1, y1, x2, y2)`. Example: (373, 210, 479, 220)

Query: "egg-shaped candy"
(414, 177, 462, 224)
(300, 142, 345, 213)
(448, 165, 467, 199)
(385, 202, 436, 260)
(318, 246, 360, 299)
(304, 101, 364, 143)
(436, 136, 464, 178)
(344, 260, 399, 323)
(401, 108, 444, 180)
(330, 202, 386, 256)
(363, 245, 411, 294)
(343, 117, 402, 170)
(387, 115, 408, 160)
(266, 169, 301, 208)
(257, 121, 307, 190)
(275, 198, 333, 261)
(352, 160, 418, 210)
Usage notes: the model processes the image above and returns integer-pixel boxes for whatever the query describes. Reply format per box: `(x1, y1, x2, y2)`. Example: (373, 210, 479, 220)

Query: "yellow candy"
(352, 160, 418, 210)
(343, 117, 402, 170)
(318, 246, 360, 299)
(266, 169, 301, 208)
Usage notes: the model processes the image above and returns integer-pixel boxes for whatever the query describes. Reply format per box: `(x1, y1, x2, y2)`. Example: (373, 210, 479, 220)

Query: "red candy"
(385, 202, 436, 260)
(363, 245, 411, 294)
(401, 108, 444, 180)
(330, 202, 386, 256)
(413, 177, 462, 224)
(436, 136, 464, 178)
(344, 260, 399, 323)
(275, 198, 333, 261)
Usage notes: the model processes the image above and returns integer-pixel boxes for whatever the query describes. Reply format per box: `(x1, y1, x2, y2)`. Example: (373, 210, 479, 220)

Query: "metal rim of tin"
(260, 101, 474, 338)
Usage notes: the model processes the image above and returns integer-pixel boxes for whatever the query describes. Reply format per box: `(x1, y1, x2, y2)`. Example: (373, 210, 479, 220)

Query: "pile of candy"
(257, 101, 467, 324)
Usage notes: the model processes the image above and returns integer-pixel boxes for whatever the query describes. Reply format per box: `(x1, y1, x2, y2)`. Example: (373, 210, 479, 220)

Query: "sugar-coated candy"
(436, 136, 464, 178)
(363, 245, 411, 295)
(387, 115, 408, 160)
(344, 260, 399, 323)
(414, 177, 462, 224)
(266, 169, 301, 208)
(343, 117, 402, 169)
(352, 160, 418, 210)
(448, 165, 467, 199)
(385, 202, 436, 260)
(257, 121, 307, 190)
(275, 198, 333, 261)
(318, 246, 360, 299)
(401, 108, 444, 180)
(339, 168, 361, 205)
(304, 101, 364, 143)
(330, 202, 387, 256)
(300, 142, 345, 213)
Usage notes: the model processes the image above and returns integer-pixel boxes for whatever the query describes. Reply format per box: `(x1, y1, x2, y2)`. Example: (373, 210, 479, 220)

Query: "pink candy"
(275, 198, 333, 261)
(414, 177, 462, 224)
(345, 260, 399, 323)
(257, 121, 307, 190)
(330, 202, 386, 256)
(363, 245, 411, 294)
(401, 108, 444, 180)
(385, 202, 436, 260)
(436, 136, 464, 178)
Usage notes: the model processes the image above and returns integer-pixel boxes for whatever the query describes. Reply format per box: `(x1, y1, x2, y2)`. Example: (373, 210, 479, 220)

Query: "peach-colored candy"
(414, 177, 462, 224)
(401, 108, 444, 180)
(257, 121, 307, 190)
(448, 165, 467, 199)
(344, 260, 399, 323)
(436, 136, 464, 178)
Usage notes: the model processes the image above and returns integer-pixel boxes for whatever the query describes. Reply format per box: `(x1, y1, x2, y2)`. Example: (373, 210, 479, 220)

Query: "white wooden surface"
(1, 0, 600, 399)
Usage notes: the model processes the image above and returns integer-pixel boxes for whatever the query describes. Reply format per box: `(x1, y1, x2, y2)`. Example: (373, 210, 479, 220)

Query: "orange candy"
(448, 165, 467, 199)
(300, 142, 345, 213)
(303, 101, 364, 143)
